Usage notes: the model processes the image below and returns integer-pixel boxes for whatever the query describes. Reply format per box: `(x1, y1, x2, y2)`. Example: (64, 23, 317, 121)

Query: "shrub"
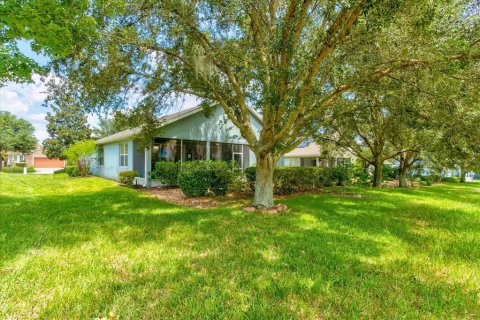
(2, 166, 35, 174)
(15, 162, 27, 168)
(245, 166, 353, 195)
(229, 172, 251, 194)
(210, 162, 232, 196)
(382, 164, 398, 181)
(54, 168, 66, 174)
(150, 161, 181, 187)
(178, 167, 211, 196)
(65, 166, 80, 177)
(178, 161, 233, 197)
(441, 176, 460, 183)
(119, 170, 139, 187)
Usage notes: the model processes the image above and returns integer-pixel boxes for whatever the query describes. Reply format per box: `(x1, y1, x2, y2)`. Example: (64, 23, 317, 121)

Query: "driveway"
(33, 168, 62, 174)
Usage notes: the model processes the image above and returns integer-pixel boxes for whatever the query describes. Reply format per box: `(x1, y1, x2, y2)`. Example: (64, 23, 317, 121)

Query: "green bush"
(2, 166, 35, 173)
(65, 166, 80, 177)
(150, 161, 181, 187)
(54, 168, 66, 174)
(119, 170, 139, 187)
(178, 167, 211, 196)
(382, 164, 398, 181)
(441, 176, 460, 183)
(210, 162, 232, 196)
(245, 166, 353, 195)
(228, 172, 252, 194)
(178, 161, 233, 197)
(15, 162, 27, 168)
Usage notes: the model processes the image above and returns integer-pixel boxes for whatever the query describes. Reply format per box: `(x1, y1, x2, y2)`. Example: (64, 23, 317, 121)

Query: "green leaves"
(0, 111, 37, 155)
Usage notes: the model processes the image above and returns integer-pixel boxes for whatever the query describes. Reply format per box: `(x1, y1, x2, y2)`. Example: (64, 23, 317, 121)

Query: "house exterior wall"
(94, 106, 262, 181)
(97, 140, 134, 180)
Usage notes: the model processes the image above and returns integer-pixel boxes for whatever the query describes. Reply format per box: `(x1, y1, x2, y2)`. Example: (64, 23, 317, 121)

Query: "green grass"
(1, 174, 479, 319)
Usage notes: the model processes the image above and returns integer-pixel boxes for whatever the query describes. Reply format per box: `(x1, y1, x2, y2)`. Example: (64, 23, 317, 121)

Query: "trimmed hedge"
(2, 166, 35, 174)
(245, 166, 352, 195)
(54, 168, 66, 174)
(178, 161, 233, 197)
(150, 161, 181, 187)
(119, 170, 139, 187)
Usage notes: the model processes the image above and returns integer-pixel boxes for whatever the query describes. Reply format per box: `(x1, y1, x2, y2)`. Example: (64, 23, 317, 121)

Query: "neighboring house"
(279, 141, 354, 167)
(5, 147, 66, 169)
(93, 105, 262, 186)
(6, 152, 25, 166)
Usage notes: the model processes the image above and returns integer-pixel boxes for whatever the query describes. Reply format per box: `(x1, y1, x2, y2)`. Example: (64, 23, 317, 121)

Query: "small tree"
(0, 111, 37, 169)
(62, 140, 96, 176)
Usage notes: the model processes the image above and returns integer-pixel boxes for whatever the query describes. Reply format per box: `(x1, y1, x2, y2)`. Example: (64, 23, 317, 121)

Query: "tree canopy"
(0, 0, 97, 84)
(0, 111, 38, 165)
(42, 87, 92, 159)
(3, 0, 480, 206)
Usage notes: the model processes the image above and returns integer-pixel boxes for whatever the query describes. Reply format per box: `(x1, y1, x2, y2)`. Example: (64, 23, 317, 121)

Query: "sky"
(0, 40, 200, 143)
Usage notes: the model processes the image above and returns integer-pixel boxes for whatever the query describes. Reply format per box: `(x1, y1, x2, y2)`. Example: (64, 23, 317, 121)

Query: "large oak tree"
(41, 0, 480, 207)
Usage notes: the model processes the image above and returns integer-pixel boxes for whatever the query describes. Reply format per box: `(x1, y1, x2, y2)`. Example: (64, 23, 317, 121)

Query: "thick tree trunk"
(399, 168, 408, 188)
(373, 160, 383, 188)
(398, 153, 408, 188)
(460, 166, 466, 183)
(254, 153, 275, 208)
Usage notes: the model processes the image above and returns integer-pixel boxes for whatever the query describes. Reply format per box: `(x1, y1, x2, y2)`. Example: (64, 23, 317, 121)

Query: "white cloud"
(28, 113, 47, 122)
(0, 76, 50, 142)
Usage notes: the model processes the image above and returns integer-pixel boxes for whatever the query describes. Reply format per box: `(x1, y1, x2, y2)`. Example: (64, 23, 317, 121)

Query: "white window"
(119, 143, 128, 167)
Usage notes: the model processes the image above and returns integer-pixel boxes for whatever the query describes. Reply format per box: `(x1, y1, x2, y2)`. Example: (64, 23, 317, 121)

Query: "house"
(279, 141, 354, 167)
(93, 105, 262, 186)
(5, 146, 66, 169)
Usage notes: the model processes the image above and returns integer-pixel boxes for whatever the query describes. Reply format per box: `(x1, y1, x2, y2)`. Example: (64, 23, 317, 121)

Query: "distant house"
(5, 147, 66, 169)
(93, 105, 262, 186)
(279, 141, 354, 167)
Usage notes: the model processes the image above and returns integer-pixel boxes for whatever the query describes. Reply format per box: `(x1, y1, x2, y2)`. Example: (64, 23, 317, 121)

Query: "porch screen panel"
(182, 140, 207, 161)
(152, 138, 181, 163)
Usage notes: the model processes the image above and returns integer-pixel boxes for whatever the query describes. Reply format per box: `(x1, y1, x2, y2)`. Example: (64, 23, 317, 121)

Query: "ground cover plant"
(0, 173, 479, 319)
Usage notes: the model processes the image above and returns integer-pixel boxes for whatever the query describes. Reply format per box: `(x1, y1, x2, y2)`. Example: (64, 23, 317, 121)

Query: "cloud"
(0, 76, 49, 142)
(28, 113, 47, 122)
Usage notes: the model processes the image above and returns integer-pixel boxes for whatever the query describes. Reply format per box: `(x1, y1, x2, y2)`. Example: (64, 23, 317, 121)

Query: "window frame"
(119, 143, 129, 167)
(98, 147, 105, 166)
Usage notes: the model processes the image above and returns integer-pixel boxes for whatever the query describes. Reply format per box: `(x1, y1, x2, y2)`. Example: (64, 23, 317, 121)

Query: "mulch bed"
(384, 180, 421, 188)
(146, 187, 250, 208)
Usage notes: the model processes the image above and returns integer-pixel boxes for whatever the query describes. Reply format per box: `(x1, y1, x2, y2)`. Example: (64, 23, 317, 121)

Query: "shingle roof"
(95, 105, 262, 145)
(95, 105, 204, 145)
(284, 142, 321, 158)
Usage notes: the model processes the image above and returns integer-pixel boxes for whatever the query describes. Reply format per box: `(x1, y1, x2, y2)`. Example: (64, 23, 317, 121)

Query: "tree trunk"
(398, 153, 408, 188)
(460, 166, 466, 183)
(373, 160, 383, 188)
(254, 153, 275, 208)
(399, 168, 408, 188)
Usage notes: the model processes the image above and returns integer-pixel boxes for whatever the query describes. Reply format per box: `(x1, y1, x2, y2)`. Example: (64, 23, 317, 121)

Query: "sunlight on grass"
(1, 173, 479, 319)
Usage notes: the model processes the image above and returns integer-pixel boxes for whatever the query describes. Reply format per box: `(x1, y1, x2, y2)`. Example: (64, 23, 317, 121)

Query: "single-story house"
(5, 147, 66, 169)
(278, 141, 354, 167)
(93, 105, 262, 186)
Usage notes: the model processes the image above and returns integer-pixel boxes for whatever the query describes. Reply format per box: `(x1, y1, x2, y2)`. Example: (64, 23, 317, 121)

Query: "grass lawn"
(1, 174, 479, 319)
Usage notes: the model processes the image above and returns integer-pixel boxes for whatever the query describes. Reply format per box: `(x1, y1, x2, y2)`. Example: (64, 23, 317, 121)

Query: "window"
(98, 147, 104, 166)
(182, 140, 207, 161)
(119, 143, 128, 167)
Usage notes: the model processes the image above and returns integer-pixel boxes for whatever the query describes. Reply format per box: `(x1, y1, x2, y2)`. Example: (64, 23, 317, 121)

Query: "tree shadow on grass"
(1, 182, 479, 319)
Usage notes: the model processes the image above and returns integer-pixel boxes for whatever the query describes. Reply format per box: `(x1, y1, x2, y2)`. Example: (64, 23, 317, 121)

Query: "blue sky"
(0, 40, 199, 143)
